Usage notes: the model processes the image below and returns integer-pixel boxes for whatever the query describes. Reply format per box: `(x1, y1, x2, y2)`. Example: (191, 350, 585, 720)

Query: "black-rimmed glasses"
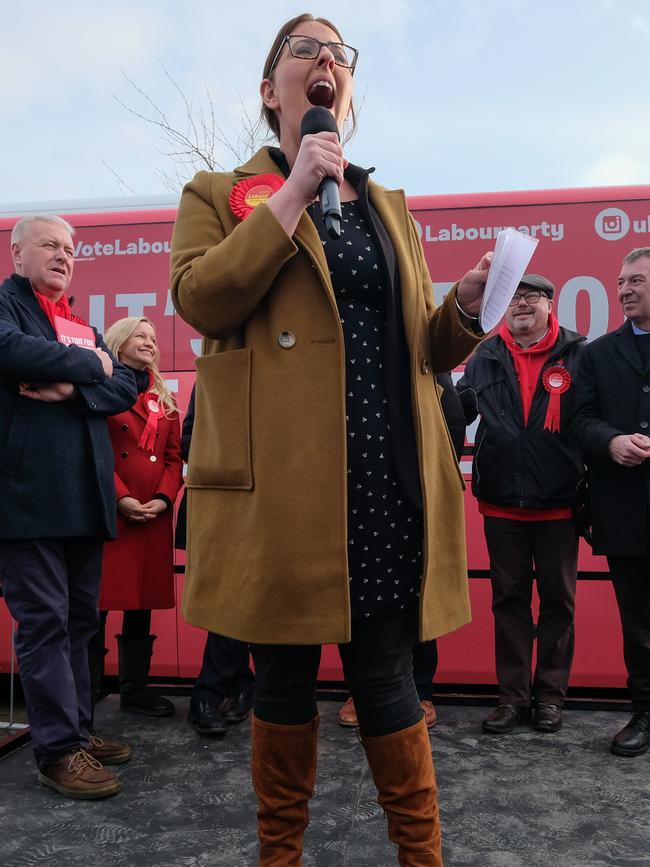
(269, 34, 359, 76)
(508, 290, 544, 307)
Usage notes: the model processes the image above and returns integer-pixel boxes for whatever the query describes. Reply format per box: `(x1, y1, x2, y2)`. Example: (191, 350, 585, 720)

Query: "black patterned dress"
(311, 200, 423, 620)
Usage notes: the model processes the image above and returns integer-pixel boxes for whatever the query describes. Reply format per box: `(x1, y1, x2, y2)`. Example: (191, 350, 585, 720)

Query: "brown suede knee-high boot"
(361, 717, 443, 866)
(251, 714, 319, 866)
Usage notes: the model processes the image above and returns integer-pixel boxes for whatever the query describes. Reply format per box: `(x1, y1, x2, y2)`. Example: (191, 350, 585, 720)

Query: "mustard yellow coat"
(170, 148, 482, 644)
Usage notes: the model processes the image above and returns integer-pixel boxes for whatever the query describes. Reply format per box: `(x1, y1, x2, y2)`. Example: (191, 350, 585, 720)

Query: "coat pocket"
(187, 349, 253, 489)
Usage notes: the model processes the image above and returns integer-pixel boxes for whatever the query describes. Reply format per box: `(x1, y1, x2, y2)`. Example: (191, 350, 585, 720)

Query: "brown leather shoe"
(421, 700, 437, 729)
(87, 735, 133, 765)
(338, 696, 358, 727)
(38, 749, 121, 799)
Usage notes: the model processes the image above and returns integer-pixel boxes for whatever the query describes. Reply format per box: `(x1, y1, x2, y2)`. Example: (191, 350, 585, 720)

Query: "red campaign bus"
(2, 185, 649, 690)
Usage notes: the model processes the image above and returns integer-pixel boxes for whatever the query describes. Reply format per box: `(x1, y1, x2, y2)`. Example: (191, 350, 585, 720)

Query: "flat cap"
(518, 273, 555, 298)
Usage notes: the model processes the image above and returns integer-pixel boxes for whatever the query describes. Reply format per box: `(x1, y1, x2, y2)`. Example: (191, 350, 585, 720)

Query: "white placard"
(479, 229, 539, 332)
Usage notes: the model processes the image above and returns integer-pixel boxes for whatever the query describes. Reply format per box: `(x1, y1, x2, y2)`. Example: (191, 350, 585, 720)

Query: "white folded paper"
(479, 228, 539, 332)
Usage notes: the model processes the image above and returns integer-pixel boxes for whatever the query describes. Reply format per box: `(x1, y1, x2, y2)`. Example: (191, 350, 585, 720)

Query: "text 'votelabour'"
(74, 238, 172, 260)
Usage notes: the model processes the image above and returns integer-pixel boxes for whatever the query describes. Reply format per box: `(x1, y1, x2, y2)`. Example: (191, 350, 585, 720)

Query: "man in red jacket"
(457, 275, 586, 735)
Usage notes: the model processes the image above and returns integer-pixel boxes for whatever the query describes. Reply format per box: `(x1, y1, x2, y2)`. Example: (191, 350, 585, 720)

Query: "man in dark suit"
(0, 215, 137, 796)
(573, 247, 650, 757)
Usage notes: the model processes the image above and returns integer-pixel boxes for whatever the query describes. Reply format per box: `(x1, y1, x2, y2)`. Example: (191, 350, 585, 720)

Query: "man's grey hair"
(11, 214, 75, 246)
(623, 247, 650, 265)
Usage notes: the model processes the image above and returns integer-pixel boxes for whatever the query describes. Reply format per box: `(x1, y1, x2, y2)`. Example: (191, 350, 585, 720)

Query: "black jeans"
(607, 554, 650, 712)
(339, 639, 438, 701)
(413, 640, 438, 701)
(251, 611, 423, 737)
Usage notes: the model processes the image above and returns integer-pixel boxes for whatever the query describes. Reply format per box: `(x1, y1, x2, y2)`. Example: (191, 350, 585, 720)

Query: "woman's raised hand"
(288, 132, 346, 205)
(457, 251, 493, 318)
(266, 132, 347, 236)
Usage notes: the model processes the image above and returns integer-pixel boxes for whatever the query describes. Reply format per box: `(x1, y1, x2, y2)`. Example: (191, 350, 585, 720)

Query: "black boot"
(610, 713, 650, 757)
(117, 634, 175, 718)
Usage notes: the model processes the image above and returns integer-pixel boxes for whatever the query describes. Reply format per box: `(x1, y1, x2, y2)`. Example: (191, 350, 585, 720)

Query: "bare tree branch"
(97, 153, 138, 196)
(102, 64, 268, 193)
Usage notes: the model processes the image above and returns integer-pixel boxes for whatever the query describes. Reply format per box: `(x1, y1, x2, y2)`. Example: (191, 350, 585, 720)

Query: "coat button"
(121, 423, 129, 431)
(121, 451, 128, 458)
(278, 331, 296, 349)
(641, 421, 649, 429)
(421, 359, 429, 375)
(643, 385, 650, 393)
(150, 455, 157, 462)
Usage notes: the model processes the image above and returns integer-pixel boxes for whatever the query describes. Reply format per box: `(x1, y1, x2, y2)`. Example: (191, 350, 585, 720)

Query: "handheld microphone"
(300, 106, 342, 240)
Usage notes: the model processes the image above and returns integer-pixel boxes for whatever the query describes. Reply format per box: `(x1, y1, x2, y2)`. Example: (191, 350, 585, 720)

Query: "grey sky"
(3, 0, 649, 205)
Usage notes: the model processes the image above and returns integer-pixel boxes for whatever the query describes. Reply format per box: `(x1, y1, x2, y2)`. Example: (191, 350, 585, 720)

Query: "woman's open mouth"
(307, 80, 335, 110)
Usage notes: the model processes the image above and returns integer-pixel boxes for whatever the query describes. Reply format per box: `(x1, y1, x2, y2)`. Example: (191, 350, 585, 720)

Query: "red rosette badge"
(542, 364, 572, 432)
(229, 174, 285, 221)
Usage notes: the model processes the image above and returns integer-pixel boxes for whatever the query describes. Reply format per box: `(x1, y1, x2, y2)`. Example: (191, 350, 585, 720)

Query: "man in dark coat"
(573, 247, 650, 757)
(457, 274, 586, 734)
(0, 215, 137, 797)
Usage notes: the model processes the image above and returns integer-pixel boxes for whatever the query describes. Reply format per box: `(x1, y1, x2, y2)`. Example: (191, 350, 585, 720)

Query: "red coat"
(99, 399, 184, 610)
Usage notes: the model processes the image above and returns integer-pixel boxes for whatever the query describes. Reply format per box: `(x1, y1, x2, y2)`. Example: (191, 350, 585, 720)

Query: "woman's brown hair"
(260, 13, 357, 144)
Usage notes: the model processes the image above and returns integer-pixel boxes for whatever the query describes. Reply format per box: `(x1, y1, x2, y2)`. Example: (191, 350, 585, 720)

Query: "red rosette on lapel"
(229, 174, 285, 221)
(542, 364, 572, 432)
(137, 371, 162, 453)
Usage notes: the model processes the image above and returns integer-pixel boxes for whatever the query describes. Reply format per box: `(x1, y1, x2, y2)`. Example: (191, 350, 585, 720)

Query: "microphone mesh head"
(300, 106, 339, 140)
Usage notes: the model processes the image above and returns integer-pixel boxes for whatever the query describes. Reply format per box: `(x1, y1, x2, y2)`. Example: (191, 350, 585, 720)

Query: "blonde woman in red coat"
(89, 317, 183, 717)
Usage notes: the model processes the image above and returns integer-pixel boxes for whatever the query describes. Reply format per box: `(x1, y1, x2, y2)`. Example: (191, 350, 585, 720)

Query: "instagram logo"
(595, 207, 630, 241)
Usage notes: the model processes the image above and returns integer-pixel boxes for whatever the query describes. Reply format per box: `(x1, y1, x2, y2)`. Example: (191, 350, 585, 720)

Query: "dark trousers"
(193, 632, 254, 705)
(484, 517, 578, 706)
(413, 640, 438, 701)
(251, 611, 422, 737)
(607, 554, 650, 712)
(339, 637, 437, 703)
(0, 538, 103, 768)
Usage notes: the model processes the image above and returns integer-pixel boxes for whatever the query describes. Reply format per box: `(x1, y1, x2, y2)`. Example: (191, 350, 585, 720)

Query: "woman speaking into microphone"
(171, 13, 490, 865)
